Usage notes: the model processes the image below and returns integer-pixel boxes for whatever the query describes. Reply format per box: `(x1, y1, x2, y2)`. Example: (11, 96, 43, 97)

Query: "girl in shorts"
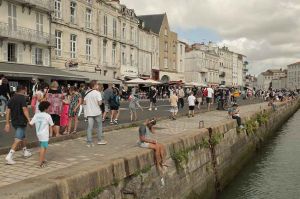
(138, 118, 166, 170)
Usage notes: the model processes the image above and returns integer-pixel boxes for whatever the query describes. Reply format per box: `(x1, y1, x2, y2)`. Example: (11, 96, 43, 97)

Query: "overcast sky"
(121, 0, 300, 75)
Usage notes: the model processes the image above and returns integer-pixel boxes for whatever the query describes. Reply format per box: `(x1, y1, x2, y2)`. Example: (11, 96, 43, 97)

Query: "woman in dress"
(46, 81, 64, 137)
(61, 87, 71, 134)
(68, 86, 82, 134)
(128, 92, 143, 121)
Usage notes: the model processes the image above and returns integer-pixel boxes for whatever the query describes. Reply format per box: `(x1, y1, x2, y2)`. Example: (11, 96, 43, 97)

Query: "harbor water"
(219, 110, 300, 199)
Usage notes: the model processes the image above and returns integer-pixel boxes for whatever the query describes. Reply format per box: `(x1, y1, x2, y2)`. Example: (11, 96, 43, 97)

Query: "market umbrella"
(144, 79, 162, 85)
(125, 78, 147, 84)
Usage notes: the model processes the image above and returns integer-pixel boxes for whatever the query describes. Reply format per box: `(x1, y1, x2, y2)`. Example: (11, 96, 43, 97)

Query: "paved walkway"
(0, 102, 269, 188)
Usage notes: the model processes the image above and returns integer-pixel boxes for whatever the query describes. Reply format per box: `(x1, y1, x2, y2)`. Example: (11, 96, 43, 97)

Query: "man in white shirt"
(187, 92, 196, 117)
(84, 80, 107, 147)
(206, 86, 214, 111)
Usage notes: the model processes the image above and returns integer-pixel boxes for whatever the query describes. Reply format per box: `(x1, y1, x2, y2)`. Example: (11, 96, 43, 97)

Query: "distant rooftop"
(138, 14, 165, 34)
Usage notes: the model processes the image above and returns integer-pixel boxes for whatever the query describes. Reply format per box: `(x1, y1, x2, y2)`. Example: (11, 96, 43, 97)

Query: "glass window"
(35, 48, 43, 65)
(103, 15, 108, 35)
(70, 1, 77, 24)
(85, 8, 92, 29)
(122, 23, 126, 39)
(103, 40, 107, 62)
(54, 0, 62, 19)
(164, 58, 168, 68)
(36, 13, 43, 33)
(8, 3, 17, 31)
(112, 44, 116, 64)
(70, 34, 77, 59)
(113, 18, 117, 38)
(7, 43, 17, 62)
(55, 30, 62, 56)
(122, 46, 126, 65)
(86, 38, 92, 62)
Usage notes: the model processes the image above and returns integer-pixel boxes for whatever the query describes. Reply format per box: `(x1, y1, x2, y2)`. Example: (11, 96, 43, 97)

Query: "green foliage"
(245, 118, 259, 135)
(210, 133, 223, 146)
(256, 112, 269, 126)
(80, 187, 104, 199)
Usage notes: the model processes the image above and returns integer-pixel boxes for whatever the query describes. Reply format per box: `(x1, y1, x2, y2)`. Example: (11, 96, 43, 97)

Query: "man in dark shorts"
(4, 85, 32, 165)
(149, 86, 158, 111)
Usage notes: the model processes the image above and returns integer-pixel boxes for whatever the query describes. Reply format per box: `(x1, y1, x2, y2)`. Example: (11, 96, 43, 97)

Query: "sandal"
(62, 131, 70, 135)
(71, 130, 77, 134)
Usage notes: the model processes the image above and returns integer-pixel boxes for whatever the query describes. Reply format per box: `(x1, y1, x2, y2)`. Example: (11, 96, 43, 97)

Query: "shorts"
(104, 104, 110, 112)
(189, 106, 195, 111)
(110, 106, 119, 111)
(14, 126, 26, 140)
(129, 107, 137, 113)
(170, 106, 178, 113)
(150, 98, 157, 103)
(51, 114, 60, 126)
(206, 97, 212, 104)
(40, 141, 49, 149)
(197, 98, 202, 103)
(139, 142, 150, 148)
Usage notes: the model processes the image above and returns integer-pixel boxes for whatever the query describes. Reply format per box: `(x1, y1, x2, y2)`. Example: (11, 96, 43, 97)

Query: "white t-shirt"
(84, 90, 102, 117)
(30, 112, 54, 142)
(207, 88, 214, 98)
(188, 95, 196, 106)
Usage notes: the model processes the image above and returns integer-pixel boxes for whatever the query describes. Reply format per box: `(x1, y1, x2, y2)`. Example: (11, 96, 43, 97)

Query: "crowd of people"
(1, 74, 299, 170)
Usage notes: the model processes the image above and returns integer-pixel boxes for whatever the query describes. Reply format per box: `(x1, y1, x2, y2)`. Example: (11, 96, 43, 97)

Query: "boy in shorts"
(30, 101, 54, 168)
(188, 92, 196, 117)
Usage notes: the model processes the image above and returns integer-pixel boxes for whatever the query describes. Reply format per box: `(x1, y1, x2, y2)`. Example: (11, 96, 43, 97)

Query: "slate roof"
(138, 14, 165, 34)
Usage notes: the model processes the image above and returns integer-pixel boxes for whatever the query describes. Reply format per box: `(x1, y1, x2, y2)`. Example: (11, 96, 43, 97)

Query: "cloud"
(121, 0, 300, 75)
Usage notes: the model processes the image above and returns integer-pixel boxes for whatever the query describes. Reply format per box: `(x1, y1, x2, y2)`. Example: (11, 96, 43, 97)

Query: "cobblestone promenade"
(0, 102, 269, 190)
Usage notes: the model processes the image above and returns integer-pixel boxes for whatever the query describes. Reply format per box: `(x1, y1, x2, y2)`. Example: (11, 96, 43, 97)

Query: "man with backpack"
(109, 87, 121, 125)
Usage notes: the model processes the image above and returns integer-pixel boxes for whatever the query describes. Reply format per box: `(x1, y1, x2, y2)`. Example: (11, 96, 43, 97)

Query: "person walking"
(149, 86, 158, 111)
(109, 88, 121, 125)
(102, 84, 113, 122)
(196, 88, 203, 110)
(0, 77, 10, 117)
(206, 86, 214, 111)
(46, 81, 64, 137)
(4, 85, 32, 165)
(83, 80, 107, 147)
(29, 101, 54, 168)
(177, 86, 185, 109)
(169, 91, 178, 120)
(128, 92, 143, 121)
(68, 86, 82, 133)
(187, 92, 196, 117)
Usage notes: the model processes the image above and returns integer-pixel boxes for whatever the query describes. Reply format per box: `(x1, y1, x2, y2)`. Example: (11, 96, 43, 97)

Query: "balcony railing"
(13, 0, 53, 11)
(0, 22, 55, 46)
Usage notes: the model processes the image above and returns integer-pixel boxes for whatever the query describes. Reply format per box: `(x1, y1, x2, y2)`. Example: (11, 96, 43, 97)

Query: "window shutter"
(2, 41, 8, 61)
(31, 47, 36, 65)
(17, 44, 23, 63)
(40, 15, 43, 32)
(44, 48, 49, 66)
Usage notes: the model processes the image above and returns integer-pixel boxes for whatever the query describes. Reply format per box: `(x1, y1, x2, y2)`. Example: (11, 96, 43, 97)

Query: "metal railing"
(0, 22, 55, 46)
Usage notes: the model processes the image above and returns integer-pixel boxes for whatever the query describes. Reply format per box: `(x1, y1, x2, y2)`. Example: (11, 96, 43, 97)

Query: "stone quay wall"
(2, 100, 299, 199)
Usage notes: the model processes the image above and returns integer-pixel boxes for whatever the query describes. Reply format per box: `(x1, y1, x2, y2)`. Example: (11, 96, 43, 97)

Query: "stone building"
(138, 13, 182, 82)
(257, 69, 286, 90)
(287, 62, 300, 90)
(0, 0, 84, 85)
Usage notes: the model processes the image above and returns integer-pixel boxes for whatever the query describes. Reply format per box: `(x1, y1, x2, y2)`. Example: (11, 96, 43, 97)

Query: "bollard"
(199, 120, 204, 129)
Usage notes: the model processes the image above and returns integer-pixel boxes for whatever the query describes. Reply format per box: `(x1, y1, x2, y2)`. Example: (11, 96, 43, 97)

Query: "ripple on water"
(219, 110, 300, 199)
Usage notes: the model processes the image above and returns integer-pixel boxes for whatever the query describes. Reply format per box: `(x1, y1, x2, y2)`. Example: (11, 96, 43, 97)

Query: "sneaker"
(5, 156, 16, 165)
(114, 120, 118, 124)
(148, 108, 152, 111)
(155, 107, 157, 110)
(23, 150, 32, 158)
(239, 125, 245, 129)
(97, 140, 108, 145)
(110, 121, 114, 125)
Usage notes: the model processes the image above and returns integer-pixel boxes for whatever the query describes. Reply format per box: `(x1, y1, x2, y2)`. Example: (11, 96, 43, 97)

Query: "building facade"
(257, 69, 286, 90)
(138, 14, 182, 83)
(287, 62, 300, 90)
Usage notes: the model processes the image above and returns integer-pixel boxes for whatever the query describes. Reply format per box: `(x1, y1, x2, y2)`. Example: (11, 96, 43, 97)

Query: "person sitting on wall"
(138, 118, 168, 186)
(228, 103, 244, 129)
